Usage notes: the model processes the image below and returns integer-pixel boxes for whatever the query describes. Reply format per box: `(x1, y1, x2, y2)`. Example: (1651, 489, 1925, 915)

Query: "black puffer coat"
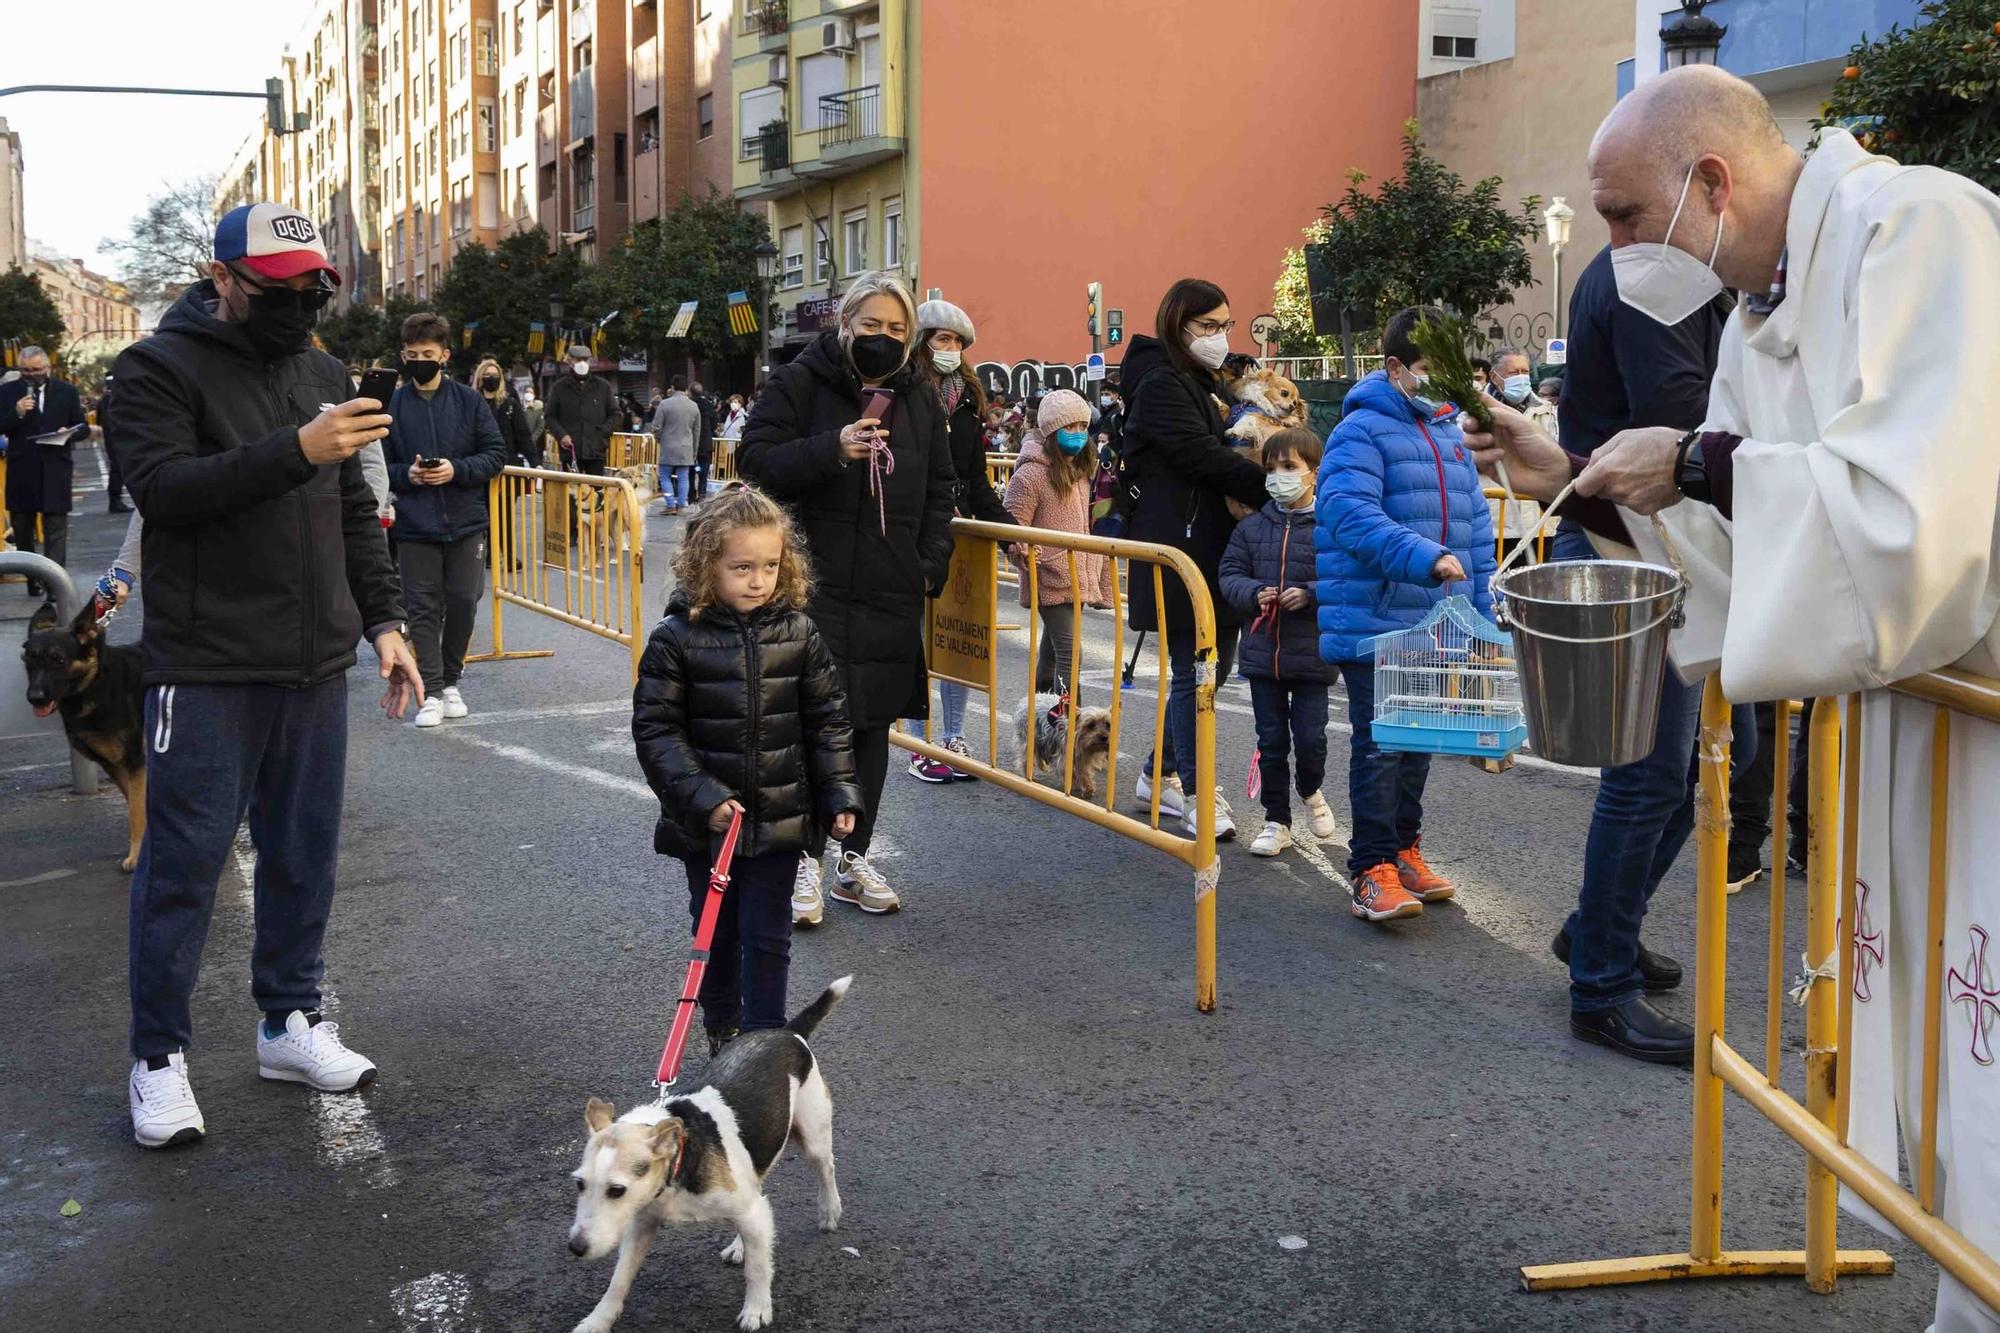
(632, 592, 864, 861)
(934, 380, 1012, 525)
(738, 331, 956, 729)
(1116, 334, 1267, 635)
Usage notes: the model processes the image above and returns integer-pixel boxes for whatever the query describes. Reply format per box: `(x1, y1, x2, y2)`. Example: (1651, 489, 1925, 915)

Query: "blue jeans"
(904, 679, 969, 744)
(129, 678, 347, 1058)
(681, 847, 795, 1034)
(1247, 676, 1329, 824)
(1337, 660, 1431, 875)
(659, 464, 692, 507)
(1145, 623, 1241, 794)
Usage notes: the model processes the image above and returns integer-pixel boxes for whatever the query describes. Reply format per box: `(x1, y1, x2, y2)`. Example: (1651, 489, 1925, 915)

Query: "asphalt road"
(0, 470, 1943, 1332)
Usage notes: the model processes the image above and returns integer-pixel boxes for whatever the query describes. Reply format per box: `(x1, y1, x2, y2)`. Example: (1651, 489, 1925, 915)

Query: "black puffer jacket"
(1116, 334, 1267, 634)
(738, 331, 956, 729)
(106, 281, 404, 687)
(633, 592, 865, 860)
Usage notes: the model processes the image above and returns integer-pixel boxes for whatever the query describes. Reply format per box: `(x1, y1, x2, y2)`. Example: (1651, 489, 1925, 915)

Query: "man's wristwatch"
(1673, 428, 1711, 505)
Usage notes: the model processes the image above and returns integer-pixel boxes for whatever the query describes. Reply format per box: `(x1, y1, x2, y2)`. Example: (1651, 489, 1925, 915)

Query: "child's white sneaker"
(1249, 821, 1291, 857)
(1303, 790, 1339, 841)
(1181, 790, 1238, 842)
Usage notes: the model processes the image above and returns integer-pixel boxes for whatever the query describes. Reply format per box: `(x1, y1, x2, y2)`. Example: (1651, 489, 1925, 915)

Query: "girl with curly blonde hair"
(635, 484, 864, 1043)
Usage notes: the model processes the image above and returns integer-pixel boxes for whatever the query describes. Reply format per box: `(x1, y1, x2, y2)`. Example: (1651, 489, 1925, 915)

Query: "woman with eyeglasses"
(1116, 279, 1270, 841)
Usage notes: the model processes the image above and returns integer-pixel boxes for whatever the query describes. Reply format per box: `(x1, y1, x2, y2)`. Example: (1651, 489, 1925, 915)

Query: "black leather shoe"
(108, 502, 132, 514)
(1552, 927, 1684, 992)
(1570, 997, 1695, 1066)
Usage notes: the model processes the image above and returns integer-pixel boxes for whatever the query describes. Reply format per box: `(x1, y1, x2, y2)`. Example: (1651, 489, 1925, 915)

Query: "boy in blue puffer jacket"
(1314, 306, 1496, 924)
(1220, 429, 1340, 859)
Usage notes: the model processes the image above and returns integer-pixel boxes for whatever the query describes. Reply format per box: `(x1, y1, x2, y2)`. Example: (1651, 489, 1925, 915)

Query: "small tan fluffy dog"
(1223, 367, 1309, 452)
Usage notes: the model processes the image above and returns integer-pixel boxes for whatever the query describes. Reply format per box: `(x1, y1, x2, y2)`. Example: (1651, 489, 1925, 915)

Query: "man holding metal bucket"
(1470, 64, 2000, 1332)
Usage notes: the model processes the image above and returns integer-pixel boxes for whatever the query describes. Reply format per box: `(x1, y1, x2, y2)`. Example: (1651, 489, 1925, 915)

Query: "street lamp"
(1660, 0, 1727, 69)
(753, 238, 780, 387)
(1543, 196, 1576, 340)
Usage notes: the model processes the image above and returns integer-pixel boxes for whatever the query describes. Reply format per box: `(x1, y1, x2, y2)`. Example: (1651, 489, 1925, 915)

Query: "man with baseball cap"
(104, 203, 421, 1149)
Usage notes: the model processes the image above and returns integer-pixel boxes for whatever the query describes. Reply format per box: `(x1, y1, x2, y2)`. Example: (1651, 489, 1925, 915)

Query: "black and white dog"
(567, 977, 851, 1332)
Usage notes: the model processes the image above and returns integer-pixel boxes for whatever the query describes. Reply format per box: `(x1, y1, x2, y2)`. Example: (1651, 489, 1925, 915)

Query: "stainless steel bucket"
(1493, 560, 1685, 768)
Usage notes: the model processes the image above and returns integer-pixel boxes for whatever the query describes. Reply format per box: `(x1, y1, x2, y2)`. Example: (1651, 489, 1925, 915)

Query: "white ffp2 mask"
(1612, 163, 1726, 326)
(931, 348, 962, 374)
(1185, 329, 1230, 370)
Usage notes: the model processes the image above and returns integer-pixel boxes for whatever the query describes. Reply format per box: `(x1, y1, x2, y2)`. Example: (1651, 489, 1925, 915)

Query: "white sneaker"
(1249, 821, 1292, 857)
(413, 696, 445, 728)
(440, 685, 468, 719)
(792, 855, 824, 926)
(1303, 790, 1339, 842)
(1134, 769, 1187, 820)
(257, 1011, 377, 1092)
(129, 1052, 205, 1149)
(1181, 789, 1238, 842)
(830, 850, 901, 913)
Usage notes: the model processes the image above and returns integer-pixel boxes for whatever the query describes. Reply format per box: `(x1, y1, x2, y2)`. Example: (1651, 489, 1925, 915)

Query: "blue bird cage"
(1366, 595, 1527, 760)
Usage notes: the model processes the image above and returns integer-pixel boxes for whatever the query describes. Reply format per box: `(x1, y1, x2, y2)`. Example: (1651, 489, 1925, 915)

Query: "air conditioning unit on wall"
(766, 53, 789, 83)
(819, 18, 855, 54)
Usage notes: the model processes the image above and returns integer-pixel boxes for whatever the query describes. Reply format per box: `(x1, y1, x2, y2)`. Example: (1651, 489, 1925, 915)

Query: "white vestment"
(1608, 130, 2000, 1330)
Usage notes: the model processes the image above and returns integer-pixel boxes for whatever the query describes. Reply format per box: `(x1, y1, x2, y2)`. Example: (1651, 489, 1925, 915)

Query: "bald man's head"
(1589, 65, 1803, 294)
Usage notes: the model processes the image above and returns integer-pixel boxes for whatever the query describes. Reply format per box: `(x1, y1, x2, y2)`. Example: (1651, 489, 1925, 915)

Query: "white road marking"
(310, 1084, 400, 1188)
(231, 826, 258, 910)
(445, 732, 653, 800)
(1, 761, 68, 774)
(447, 699, 628, 728)
(390, 1271, 482, 1332)
(0, 868, 76, 888)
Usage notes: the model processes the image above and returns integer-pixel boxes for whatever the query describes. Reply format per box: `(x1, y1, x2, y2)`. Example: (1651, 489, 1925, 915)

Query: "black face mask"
(480, 375, 501, 391)
(234, 279, 326, 360)
(401, 358, 444, 386)
(848, 333, 906, 380)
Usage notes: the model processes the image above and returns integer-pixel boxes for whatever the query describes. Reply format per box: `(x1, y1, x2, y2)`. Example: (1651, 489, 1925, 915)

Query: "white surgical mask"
(1185, 328, 1230, 370)
(572, 361, 589, 377)
(1501, 373, 1532, 404)
(1265, 471, 1307, 505)
(931, 348, 962, 374)
(1611, 162, 1726, 326)
(1099, 394, 1114, 409)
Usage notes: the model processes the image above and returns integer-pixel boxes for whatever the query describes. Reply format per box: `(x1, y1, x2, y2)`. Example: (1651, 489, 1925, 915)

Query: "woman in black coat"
(473, 356, 539, 468)
(1117, 278, 1268, 839)
(738, 271, 956, 917)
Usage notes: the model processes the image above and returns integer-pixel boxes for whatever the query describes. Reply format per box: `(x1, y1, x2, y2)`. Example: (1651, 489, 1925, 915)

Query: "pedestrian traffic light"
(1106, 308, 1124, 346)
(1086, 282, 1102, 339)
(265, 77, 288, 135)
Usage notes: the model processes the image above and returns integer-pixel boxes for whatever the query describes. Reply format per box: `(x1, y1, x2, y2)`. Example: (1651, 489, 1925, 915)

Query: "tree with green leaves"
(315, 302, 389, 368)
(0, 267, 66, 365)
(1816, 0, 2000, 193)
(1272, 123, 1540, 356)
(572, 192, 770, 376)
(102, 176, 220, 308)
(432, 227, 586, 375)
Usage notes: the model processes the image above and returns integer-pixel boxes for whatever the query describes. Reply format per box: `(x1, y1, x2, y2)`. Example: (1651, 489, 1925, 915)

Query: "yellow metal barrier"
(467, 466, 648, 682)
(711, 438, 739, 485)
(892, 516, 1222, 1012)
(607, 432, 660, 492)
(1523, 672, 2000, 1312)
(985, 452, 1017, 491)
(1482, 483, 1551, 566)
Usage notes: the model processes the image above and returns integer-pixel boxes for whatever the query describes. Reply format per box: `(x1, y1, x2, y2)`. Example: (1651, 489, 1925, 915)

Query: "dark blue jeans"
(1552, 522, 1706, 1013)
(681, 846, 796, 1034)
(1337, 660, 1431, 875)
(1247, 676, 1329, 824)
(1147, 622, 1240, 794)
(129, 678, 347, 1058)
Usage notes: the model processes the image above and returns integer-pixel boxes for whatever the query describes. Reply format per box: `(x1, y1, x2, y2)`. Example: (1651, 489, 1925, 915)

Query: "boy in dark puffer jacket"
(1219, 429, 1338, 858)
(633, 486, 865, 1050)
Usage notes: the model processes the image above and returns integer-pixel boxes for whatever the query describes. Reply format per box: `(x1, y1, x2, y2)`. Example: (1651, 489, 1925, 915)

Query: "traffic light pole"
(0, 83, 307, 134)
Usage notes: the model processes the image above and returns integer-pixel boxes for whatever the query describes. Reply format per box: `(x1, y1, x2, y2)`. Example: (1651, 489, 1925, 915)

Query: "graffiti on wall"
(973, 361, 1099, 400)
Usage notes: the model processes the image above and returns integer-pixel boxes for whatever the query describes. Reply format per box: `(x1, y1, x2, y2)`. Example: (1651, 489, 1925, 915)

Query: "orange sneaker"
(1396, 843, 1455, 902)
(1351, 863, 1424, 922)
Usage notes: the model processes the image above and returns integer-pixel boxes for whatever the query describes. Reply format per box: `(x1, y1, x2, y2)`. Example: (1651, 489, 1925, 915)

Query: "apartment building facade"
(1, 118, 25, 275)
(29, 243, 144, 358)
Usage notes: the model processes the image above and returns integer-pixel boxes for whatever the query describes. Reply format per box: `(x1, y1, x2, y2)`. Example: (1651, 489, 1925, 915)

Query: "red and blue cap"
(214, 203, 342, 285)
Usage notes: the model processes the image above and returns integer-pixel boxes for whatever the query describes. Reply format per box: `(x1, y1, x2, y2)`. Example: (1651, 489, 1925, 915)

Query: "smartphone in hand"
(859, 387, 896, 430)
(356, 367, 399, 406)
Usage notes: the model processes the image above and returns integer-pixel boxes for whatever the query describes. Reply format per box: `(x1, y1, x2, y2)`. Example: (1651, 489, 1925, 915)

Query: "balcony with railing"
(568, 70, 595, 143)
(748, 0, 789, 41)
(743, 118, 790, 173)
(631, 36, 659, 116)
(816, 84, 899, 169)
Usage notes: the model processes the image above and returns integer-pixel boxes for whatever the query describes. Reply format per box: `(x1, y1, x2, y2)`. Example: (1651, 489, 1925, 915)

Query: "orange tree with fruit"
(1815, 0, 2000, 192)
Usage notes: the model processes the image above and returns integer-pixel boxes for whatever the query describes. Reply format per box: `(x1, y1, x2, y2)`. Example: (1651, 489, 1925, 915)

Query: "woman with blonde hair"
(473, 355, 539, 469)
(739, 270, 956, 922)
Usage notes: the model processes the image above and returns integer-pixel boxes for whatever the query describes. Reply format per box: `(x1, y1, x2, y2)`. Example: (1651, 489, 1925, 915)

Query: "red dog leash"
(654, 807, 744, 1094)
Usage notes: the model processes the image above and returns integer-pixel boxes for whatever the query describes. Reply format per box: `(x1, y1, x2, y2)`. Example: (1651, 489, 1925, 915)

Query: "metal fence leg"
(0, 551, 97, 794)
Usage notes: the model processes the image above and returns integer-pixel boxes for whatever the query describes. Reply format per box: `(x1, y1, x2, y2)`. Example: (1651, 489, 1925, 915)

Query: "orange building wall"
(916, 0, 1416, 369)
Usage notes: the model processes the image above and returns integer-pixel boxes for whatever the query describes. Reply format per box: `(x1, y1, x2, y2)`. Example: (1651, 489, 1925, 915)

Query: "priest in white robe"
(1469, 64, 2000, 1331)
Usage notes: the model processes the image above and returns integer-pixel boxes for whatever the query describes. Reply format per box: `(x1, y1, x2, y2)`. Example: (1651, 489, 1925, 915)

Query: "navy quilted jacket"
(1313, 371, 1495, 663)
(1219, 500, 1329, 682)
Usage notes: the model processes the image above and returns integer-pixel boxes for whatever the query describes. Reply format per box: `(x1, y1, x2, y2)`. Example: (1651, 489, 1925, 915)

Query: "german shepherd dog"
(22, 603, 147, 871)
